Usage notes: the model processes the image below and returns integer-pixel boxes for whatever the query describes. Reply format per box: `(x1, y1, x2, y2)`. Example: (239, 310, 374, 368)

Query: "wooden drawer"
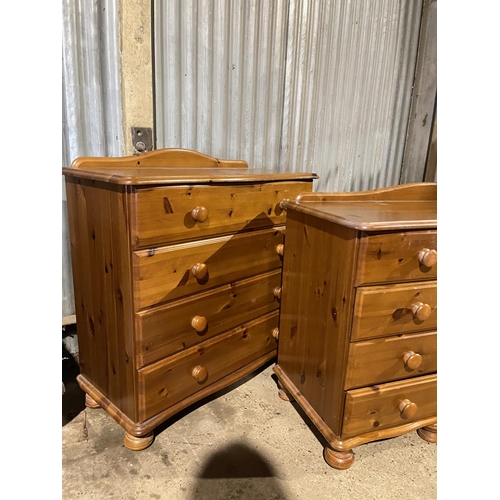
(136, 270, 281, 367)
(342, 374, 437, 438)
(133, 226, 284, 310)
(351, 281, 437, 341)
(345, 331, 436, 389)
(131, 182, 311, 248)
(138, 311, 279, 421)
(355, 231, 437, 285)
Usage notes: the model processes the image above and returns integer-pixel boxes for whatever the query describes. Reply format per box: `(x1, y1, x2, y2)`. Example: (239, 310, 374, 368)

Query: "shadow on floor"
(190, 441, 289, 500)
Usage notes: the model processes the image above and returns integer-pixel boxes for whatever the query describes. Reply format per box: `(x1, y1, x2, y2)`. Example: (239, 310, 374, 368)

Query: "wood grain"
(135, 270, 281, 366)
(138, 312, 278, 421)
(342, 374, 437, 438)
(344, 331, 437, 389)
(295, 182, 436, 202)
(351, 281, 437, 340)
(68, 148, 248, 170)
(278, 209, 358, 436)
(132, 227, 285, 310)
(131, 181, 311, 248)
(65, 178, 137, 420)
(355, 231, 437, 285)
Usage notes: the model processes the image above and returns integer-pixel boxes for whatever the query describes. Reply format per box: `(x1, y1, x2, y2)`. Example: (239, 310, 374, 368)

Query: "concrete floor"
(62, 361, 437, 500)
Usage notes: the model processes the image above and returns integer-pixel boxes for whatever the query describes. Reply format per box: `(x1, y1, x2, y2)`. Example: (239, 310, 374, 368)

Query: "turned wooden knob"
(412, 302, 432, 321)
(276, 244, 284, 256)
(191, 263, 208, 280)
(273, 286, 282, 299)
(418, 248, 437, 267)
(192, 365, 208, 383)
(403, 350, 423, 370)
(399, 399, 418, 419)
(272, 327, 279, 340)
(191, 315, 208, 333)
(191, 206, 208, 222)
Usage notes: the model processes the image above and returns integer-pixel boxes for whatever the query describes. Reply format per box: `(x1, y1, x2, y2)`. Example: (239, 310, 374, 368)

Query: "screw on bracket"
(131, 127, 153, 155)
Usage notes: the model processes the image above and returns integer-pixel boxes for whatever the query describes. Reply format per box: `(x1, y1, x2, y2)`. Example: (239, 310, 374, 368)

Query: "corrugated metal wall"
(62, 0, 123, 318)
(154, 0, 423, 192)
(62, 0, 426, 319)
(154, 0, 291, 169)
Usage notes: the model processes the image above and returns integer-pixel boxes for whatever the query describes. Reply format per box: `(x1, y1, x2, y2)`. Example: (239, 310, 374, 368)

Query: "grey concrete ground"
(62, 362, 437, 500)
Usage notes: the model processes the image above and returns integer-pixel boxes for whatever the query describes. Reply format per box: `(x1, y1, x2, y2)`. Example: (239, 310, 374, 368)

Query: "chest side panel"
(65, 178, 137, 420)
(278, 209, 359, 435)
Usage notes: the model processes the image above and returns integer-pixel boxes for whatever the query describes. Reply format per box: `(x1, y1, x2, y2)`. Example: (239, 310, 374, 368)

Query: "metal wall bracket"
(131, 127, 153, 155)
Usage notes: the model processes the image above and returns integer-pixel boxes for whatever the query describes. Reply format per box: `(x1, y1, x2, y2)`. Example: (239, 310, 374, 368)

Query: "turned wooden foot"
(417, 423, 437, 443)
(324, 446, 355, 470)
(123, 432, 154, 451)
(85, 394, 100, 409)
(277, 381, 294, 402)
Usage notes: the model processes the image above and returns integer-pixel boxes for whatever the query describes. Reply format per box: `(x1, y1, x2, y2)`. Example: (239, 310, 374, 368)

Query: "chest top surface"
(284, 183, 437, 231)
(62, 147, 318, 185)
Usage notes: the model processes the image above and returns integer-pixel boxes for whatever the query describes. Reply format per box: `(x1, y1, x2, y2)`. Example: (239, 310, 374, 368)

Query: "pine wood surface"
(344, 331, 437, 389)
(275, 183, 437, 468)
(65, 177, 137, 421)
(131, 181, 311, 248)
(64, 148, 317, 445)
(355, 230, 437, 285)
(77, 350, 276, 437)
(138, 312, 278, 421)
(132, 227, 284, 310)
(351, 281, 437, 340)
(136, 270, 281, 367)
(63, 148, 318, 185)
(278, 209, 358, 436)
(273, 364, 437, 452)
(342, 374, 437, 438)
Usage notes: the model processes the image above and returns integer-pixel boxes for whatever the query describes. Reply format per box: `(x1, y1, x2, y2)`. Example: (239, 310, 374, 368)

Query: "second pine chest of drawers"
(274, 182, 437, 469)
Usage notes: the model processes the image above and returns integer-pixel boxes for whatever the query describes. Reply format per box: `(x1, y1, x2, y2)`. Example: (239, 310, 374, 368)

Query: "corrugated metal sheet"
(154, 0, 290, 168)
(62, 0, 123, 318)
(154, 0, 423, 192)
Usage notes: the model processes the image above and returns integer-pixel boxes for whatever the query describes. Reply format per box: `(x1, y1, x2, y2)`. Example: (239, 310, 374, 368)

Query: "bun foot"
(85, 394, 100, 409)
(417, 423, 437, 443)
(324, 447, 355, 470)
(277, 381, 294, 402)
(123, 432, 154, 451)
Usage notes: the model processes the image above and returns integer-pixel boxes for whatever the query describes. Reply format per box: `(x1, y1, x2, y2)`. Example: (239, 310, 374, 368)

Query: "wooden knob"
(191, 315, 208, 333)
(403, 350, 422, 370)
(273, 286, 282, 299)
(191, 206, 208, 223)
(191, 365, 208, 383)
(272, 327, 279, 340)
(412, 302, 432, 321)
(418, 248, 437, 267)
(399, 399, 418, 419)
(276, 244, 284, 256)
(191, 263, 208, 280)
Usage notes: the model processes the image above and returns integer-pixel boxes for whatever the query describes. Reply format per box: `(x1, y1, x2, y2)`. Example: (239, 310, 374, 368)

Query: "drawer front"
(345, 331, 437, 389)
(351, 281, 437, 340)
(138, 312, 279, 421)
(342, 374, 437, 438)
(131, 181, 312, 248)
(136, 270, 281, 367)
(133, 227, 284, 310)
(356, 231, 437, 285)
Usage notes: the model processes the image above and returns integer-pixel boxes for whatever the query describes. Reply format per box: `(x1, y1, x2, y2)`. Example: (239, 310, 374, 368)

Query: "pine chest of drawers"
(63, 148, 317, 450)
(273, 183, 437, 469)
